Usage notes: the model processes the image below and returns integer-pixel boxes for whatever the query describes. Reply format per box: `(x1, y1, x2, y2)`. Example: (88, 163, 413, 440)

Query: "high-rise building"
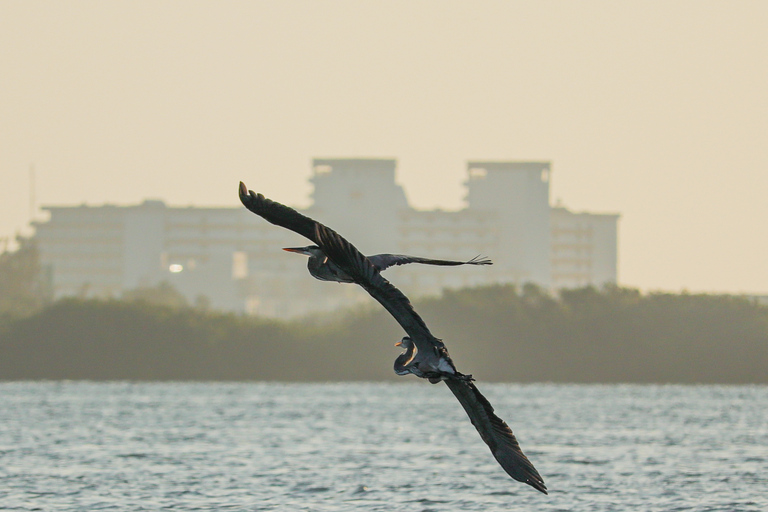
(32, 159, 619, 316)
(465, 161, 553, 286)
(550, 206, 619, 289)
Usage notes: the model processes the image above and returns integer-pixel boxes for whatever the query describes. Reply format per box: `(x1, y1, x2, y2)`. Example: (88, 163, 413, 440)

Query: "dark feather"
(444, 379, 548, 494)
(239, 182, 320, 243)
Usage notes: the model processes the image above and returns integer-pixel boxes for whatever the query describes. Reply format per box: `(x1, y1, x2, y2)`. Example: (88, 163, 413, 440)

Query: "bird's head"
(394, 336, 414, 351)
(282, 245, 323, 258)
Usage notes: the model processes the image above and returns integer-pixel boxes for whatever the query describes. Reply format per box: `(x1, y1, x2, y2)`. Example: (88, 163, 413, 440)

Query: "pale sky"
(1, 1, 766, 294)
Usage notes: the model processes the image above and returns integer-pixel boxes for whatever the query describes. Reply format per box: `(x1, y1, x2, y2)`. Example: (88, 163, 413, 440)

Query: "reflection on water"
(1, 382, 766, 511)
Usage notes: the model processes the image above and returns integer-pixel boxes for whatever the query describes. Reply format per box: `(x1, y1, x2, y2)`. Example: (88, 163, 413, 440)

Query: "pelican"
(238, 182, 547, 494)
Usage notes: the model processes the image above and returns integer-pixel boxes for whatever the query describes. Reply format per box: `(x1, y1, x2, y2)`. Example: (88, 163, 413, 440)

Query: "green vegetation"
(1, 283, 766, 383)
(0, 237, 51, 319)
(412, 284, 768, 384)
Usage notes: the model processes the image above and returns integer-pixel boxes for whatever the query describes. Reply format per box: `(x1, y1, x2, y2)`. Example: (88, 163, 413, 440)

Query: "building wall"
(308, 158, 408, 255)
(465, 161, 552, 286)
(550, 207, 619, 289)
(32, 159, 619, 316)
(393, 208, 499, 295)
(34, 205, 126, 298)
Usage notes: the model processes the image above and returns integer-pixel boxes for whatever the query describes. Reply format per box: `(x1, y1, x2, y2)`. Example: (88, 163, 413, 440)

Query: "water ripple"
(1, 382, 766, 511)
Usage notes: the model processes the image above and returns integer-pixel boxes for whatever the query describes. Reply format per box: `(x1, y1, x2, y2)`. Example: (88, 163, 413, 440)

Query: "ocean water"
(0, 382, 766, 512)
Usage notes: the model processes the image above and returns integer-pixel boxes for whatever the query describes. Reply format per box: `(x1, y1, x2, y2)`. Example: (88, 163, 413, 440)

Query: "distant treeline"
(1, 284, 767, 383)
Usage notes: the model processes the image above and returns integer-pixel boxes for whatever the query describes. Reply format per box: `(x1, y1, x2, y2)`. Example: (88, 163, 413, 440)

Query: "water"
(1, 382, 766, 511)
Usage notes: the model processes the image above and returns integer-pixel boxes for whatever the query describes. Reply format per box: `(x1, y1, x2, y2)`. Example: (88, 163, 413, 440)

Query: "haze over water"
(2, 381, 766, 511)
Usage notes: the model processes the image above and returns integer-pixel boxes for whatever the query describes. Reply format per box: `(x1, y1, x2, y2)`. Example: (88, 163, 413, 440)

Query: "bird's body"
(239, 182, 547, 494)
(393, 336, 461, 383)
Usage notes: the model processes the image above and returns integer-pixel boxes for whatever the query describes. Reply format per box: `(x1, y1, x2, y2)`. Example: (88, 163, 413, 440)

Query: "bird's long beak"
(283, 247, 310, 255)
(394, 341, 403, 347)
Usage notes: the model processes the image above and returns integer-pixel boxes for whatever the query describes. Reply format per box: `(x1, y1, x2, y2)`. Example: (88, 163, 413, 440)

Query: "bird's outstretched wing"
(239, 182, 320, 243)
(444, 378, 548, 494)
(368, 254, 492, 272)
(313, 223, 446, 352)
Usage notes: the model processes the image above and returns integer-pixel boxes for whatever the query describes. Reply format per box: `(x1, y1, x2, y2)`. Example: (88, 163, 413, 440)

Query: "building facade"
(33, 159, 619, 316)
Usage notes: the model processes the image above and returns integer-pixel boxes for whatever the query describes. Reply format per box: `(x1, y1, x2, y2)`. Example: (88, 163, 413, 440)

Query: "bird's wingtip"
(470, 254, 493, 266)
(529, 478, 548, 494)
(239, 181, 258, 207)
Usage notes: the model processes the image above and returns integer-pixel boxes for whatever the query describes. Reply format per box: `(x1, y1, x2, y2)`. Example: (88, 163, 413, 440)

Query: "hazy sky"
(1, 1, 766, 294)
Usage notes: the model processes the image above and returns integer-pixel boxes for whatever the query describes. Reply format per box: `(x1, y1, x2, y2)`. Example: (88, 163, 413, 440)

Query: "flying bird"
(239, 182, 547, 494)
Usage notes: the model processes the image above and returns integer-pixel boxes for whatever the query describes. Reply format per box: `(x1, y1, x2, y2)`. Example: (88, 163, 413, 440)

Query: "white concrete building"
(33, 159, 619, 316)
(550, 206, 619, 289)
